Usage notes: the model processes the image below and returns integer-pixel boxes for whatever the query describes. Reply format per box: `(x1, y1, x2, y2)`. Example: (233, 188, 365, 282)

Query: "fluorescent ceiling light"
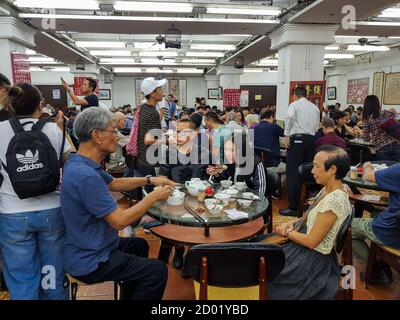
(346, 45, 390, 52)
(29, 57, 54, 62)
(139, 51, 178, 57)
(90, 50, 132, 57)
(141, 58, 176, 64)
(186, 52, 225, 57)
(190, 44, 236, 51)
(113, 67, 142, 73)
(176, 68, 203, 74)
(207, 7, 281, 16)
(133, 42, 166, 50)
(256, 59, 278, 66)
(32, 67, 71, 72)
(146, 68, 174, 73)
(182, 59, 215, 64)
(99, 58, 137, 64)
(325, 46, 340, 51)
(324, 53, 354, 59)
(19, 13, 278, 25)
(29, 61, 62, 65)
(357, 21, 400, 27)
(114, 1, 193, 13)
(378, 8, 400, 18)
(335, 35, 379, 39)
(388, 36, 400, 39)
(244, 69, 264, 73)
(75, 41, 126, 48)
(26, 49, 37, 55)
(218, 34, 252, 37)
(13, 0, 99, 10)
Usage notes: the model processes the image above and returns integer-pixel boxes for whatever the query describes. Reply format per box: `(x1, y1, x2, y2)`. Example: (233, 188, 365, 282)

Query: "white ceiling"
(8, 0, 400, 75)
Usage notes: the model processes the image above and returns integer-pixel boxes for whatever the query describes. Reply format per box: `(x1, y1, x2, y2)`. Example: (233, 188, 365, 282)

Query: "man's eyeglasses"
(94, 128, 119, 136)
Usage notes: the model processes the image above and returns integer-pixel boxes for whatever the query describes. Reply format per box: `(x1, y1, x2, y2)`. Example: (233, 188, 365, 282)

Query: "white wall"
(325, 50, 400, 112)
(240, 71, 278, 86)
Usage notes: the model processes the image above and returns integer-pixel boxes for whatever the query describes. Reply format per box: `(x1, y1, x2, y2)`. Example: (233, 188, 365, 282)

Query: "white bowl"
(238, 199, 252, 208)
(204, 198, 217, 207)
(220, 180, 233, 189)
(242, 192, 254, 200)
(206, 204, 223, 214)
(225, 189, 239, 202)
(167, 191, 185, 206)
(235, 182, 246, 191)
(214, 193, 231, 206)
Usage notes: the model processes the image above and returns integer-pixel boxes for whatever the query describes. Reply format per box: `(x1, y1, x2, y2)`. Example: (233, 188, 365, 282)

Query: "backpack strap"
(32, 115, 54, 131)
(9, 117, 25, 134)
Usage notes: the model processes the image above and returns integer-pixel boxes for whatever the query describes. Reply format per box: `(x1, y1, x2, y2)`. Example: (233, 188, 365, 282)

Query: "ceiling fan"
(358, 37, 383, 46)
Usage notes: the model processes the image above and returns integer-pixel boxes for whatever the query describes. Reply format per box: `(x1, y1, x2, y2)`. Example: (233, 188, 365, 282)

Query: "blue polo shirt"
(254, 121, 284, 167)
(61, 154, 119, 276)
(372, 164, 400, 249)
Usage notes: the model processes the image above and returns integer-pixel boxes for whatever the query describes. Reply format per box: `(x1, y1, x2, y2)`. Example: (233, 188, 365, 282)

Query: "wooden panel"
(240, 85, 277, 108)
(150, 217, 264, 245)
(36, 85, 68, 110)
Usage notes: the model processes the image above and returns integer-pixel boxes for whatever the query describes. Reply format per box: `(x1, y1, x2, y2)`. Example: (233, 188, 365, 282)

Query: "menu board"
(11, 52, 31, 84)
(289, 81, 325, 109)
(372, 72, 385, 104)
(347, 78, 369, 104)
(223, 88, 241, 108)
(73, 76, 99, 96)
(383, 72, 400, 105)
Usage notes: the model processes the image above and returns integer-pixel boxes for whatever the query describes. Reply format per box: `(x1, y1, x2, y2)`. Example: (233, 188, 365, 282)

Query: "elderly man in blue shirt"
(352, 162, 400, 285)
(61, 107, 175, 300)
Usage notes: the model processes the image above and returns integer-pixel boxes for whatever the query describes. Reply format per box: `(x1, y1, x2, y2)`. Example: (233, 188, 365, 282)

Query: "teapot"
(185, 179, 206, 197)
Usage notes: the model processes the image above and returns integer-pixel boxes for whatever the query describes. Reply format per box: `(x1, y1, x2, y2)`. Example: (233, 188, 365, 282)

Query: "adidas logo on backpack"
(16, 150, 44, 172)
(2, 116, 65, 199)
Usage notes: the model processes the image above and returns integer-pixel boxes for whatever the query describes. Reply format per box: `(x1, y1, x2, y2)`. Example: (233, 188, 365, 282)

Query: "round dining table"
(147, 184, 269, 262)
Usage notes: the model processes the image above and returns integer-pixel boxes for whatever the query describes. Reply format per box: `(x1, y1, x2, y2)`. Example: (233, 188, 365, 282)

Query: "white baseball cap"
(140, 77, 167, 96)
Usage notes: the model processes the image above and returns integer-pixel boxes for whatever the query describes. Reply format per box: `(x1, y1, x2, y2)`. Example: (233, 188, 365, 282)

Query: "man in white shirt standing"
(280, 86, 320, 216)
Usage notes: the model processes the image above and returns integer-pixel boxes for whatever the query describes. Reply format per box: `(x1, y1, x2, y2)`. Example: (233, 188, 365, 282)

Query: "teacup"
(242, 192, 254, 200)
(235, 182, 246, 191)
(220, 180, 233, 189)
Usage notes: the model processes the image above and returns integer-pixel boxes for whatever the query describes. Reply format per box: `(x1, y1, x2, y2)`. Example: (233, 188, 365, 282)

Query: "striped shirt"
(137, 104, 162, 168)
(362, 110, 399, 151)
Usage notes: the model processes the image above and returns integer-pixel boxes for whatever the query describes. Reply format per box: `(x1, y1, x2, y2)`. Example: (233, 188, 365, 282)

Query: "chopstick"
(184, 197, 206, 223)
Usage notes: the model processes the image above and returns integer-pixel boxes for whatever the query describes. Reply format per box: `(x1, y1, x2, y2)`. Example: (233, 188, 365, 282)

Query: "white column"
(270, 24, 338, 120)
(216, 66, 243, 109)
(204, 74, 220, 108)
(0, 17, 36, 82)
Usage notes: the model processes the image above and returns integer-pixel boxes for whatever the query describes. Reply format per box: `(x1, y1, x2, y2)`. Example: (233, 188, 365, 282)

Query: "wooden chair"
(184, 243, 285, 300)
(67, 274, 121, 300)
(364, 215, 400, 287)
(298, 162, 320, 217)
(333, 208, 355, 300)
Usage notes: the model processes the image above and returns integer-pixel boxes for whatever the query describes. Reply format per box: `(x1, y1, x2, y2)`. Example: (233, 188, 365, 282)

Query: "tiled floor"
(1, 197, 399, 300)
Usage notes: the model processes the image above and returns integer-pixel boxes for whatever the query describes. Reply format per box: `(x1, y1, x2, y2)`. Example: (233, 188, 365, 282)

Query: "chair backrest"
(298, 162, 317, 186)
(254, 147, 272, 167)
(184, 243, 285, 287)
(335, 207, 355, 254)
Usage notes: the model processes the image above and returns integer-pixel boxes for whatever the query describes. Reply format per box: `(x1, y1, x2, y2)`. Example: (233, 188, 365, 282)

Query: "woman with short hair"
(266, 145, 352, 299)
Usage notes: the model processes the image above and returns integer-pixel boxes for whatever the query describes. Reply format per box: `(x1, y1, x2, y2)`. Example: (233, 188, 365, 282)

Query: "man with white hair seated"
(106, 111, 129, 172)
(61, 107, 176, 300)
(225, 111, 243, 132)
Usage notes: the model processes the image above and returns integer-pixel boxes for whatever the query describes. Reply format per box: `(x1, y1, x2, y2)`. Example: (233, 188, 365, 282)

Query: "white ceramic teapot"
(185, 178, 205, 196)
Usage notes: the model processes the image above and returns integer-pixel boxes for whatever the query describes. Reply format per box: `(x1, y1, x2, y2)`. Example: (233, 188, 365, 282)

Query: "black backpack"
(2, 116, 65, 199)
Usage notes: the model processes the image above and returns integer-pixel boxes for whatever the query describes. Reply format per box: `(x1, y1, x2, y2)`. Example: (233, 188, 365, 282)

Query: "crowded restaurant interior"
(1, 0, 400, 301)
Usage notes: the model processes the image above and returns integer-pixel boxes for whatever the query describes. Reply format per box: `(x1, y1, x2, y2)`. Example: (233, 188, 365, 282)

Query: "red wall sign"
(223, 88, 241, 108)
(289, 81, 326, 110)
(73, 77, 99, 96)
(11, 52, 31, 84)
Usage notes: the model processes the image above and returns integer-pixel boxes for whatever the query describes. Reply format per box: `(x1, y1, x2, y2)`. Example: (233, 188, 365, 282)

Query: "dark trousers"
(74, 237, 168, 300)
(286, 134, 316, 210)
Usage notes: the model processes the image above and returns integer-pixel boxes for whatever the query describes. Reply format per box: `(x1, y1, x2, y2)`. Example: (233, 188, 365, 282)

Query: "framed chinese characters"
(372, 72, 385, 104)
(289, 81, 326, 109)
(383, 72, 400, 105)
(347, 78, 369, 104)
